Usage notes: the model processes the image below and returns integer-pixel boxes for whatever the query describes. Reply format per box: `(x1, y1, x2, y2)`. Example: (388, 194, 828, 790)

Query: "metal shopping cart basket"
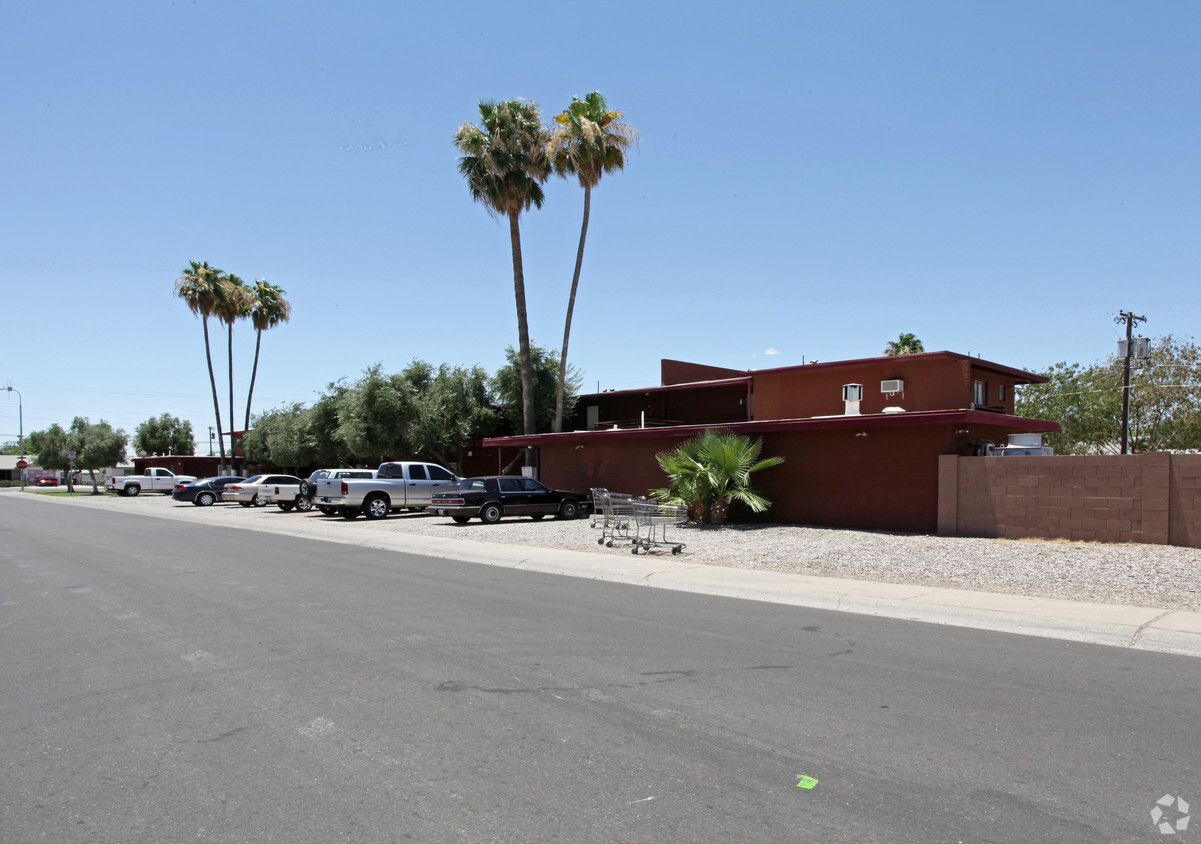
(630, 500, 688, 555)
(591, 488, 647, 547)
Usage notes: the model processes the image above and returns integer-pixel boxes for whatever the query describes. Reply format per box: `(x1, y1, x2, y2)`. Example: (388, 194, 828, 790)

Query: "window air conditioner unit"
(880, 379, 904, 394)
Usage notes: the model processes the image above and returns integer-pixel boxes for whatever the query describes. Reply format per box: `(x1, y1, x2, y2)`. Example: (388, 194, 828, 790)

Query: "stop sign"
(16, 460, 27, 470)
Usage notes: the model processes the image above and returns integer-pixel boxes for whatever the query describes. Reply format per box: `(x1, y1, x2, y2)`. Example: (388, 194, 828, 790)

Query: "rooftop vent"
(842, 383, 863, 415)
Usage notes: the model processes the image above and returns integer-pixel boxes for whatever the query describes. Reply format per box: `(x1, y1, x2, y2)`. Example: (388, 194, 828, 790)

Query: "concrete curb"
(11, 490, 1201, 658)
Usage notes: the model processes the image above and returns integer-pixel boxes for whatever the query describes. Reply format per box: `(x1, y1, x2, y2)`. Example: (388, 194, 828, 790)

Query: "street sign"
(67, 451, 76, 460)
(16, 460, 27, 470)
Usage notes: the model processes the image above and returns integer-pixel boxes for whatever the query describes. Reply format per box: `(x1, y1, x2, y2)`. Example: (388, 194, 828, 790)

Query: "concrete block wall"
(937, 453, 1201, 548)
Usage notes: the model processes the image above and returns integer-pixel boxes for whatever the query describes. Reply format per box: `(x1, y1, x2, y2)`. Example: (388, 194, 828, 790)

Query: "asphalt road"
(2, 496, 1198, 843)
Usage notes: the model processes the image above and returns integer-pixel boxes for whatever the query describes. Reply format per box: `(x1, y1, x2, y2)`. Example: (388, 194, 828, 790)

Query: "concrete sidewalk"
(11, 489, 1201, 658)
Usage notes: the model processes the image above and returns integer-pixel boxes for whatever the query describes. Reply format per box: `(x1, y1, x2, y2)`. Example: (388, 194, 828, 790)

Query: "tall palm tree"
(174, 260, 227, 463)
(885, 333, 925, 356)
(548, 92, 637, 433)
(454, 99, 551, 453)
(243, 280, 293, 435)
(213, 273, 252, 469)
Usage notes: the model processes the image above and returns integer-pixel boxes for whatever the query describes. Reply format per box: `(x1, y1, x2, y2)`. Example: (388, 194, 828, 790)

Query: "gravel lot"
(17, 489, 1201, 612)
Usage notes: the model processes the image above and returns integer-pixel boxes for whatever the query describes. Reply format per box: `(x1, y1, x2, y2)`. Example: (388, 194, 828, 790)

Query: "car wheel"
(298, 481, 310, 498)
(340, 507, 360, 520)
(195, 491, 216, 507)
(277, 502, 294, 511)
(125, 484, 140, 497)
(318, 505, 336, 515)
(363, 494, 389, 520)
(451, 515, 471, 525)
(480, 503, 502, 524)
(295, 496, 313, 513)
(250, 494, 261, 507)
(557, 500, 579, 520)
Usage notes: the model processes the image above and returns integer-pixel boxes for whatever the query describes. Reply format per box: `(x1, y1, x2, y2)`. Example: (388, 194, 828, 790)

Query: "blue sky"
(3, 1, 1199, 450)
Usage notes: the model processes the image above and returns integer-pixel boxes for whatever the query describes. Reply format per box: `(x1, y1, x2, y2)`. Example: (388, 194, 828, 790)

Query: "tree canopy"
(134, 413, 196, 456)
(1016, 334, 1201, 454)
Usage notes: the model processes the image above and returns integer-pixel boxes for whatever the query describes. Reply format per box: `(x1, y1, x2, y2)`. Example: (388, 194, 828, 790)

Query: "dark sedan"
(172, 476, 246, 507)
(430, 476, 590, 524)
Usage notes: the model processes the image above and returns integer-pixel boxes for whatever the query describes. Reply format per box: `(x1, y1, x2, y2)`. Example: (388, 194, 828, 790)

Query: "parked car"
(314, 461, 458, 520)
(108, 467, 197, 496)
(223, 474, 304, 508)
(257, 476, 313, 512)
(430, 476, 590, 524)
(35, 474, 59, 487)
(172, 476, 246, 507)
(306, 468, 378, 515)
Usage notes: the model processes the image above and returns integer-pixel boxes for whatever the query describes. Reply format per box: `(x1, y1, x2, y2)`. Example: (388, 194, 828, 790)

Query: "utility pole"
(1115, 310, 1147, 455)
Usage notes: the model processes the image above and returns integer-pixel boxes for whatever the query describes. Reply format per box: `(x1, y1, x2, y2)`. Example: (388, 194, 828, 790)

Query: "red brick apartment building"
(486, 352, 1058, 534)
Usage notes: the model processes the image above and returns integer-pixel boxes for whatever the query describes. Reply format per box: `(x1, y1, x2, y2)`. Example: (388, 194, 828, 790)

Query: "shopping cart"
(630, 500, 688, 555)
(590, 488, 646, 547)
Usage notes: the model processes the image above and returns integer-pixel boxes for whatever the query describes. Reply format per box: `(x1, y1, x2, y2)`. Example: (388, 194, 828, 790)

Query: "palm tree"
(653, 428, 785, 525)
(243, 279, 293, 435)
(174, 260, 228, 463)
(454, 99, 551, 456)
(213, 273, 252, 469)
(885, 333, 925, 356)
(548, 92, 637, 433)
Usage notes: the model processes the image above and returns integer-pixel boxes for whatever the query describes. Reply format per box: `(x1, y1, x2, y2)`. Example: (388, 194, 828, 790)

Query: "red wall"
(536, 419, 1029, 534)
(938, 453, 1201, 547)
(752, 357, 1020, 420)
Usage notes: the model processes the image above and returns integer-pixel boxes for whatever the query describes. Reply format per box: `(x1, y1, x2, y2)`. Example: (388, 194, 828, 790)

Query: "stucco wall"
(938, 453, 1201, 547)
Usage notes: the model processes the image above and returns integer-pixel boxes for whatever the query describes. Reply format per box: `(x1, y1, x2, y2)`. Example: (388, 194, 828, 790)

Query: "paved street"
(2, 497, 1199, 842)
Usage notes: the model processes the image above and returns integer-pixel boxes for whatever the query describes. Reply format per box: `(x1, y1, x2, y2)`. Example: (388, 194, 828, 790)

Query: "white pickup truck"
(108, 467, 197, 496)
(314, 461, 458, 520)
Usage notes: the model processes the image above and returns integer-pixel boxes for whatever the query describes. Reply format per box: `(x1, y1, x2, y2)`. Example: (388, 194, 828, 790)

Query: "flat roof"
(486, 409, 1059, 447)
(581, 351, 1046, 402)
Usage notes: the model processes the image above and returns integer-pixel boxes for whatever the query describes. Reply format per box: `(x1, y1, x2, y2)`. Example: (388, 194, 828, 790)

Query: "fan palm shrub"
(653, 429, 784, 525)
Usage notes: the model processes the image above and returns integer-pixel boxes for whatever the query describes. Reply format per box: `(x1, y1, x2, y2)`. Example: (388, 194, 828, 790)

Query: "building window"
(998, 384, 1006, 402)
(973, 380, 986, 406)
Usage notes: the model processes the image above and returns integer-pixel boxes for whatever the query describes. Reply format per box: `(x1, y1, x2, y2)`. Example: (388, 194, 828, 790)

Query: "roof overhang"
(486, 410, 1059, 447)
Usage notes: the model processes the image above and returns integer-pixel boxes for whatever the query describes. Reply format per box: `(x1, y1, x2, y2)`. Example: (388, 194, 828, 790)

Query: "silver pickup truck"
(314, 461, 458, 520)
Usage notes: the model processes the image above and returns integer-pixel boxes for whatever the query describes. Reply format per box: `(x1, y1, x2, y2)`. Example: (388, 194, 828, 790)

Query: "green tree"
(308, 385, 353, 467)
(336, 365, 418, 464)
(31, 418, 127, 493)
(884, 333, 924, 356)
(548, 92, 637, 433)
(134, 413, 196, 456)
(1015, 360, 1122, 454)
(454, 99, 551, 462)
(175, 260, 228, 463)
(29, 424, 70, 472)
(491, 344, 580, 434)
(652, 428, 784, 525)
(1016, 335, 1201, 454)
(408, 362, 498, 473)
(68, 417, 128, 493)
(243, 279, 293, 434)
(242, 403, 314, 471)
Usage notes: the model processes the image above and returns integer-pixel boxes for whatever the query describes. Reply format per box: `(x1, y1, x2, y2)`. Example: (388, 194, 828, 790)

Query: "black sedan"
(430, 476, 590, 525)
(172, 476, 246, 507)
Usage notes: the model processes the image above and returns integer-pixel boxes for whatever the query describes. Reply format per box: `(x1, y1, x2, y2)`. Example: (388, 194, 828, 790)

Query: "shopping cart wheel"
(631, 545, 639, 554)
(672, 546, 682, 555)
(598, 537, 605, 545)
